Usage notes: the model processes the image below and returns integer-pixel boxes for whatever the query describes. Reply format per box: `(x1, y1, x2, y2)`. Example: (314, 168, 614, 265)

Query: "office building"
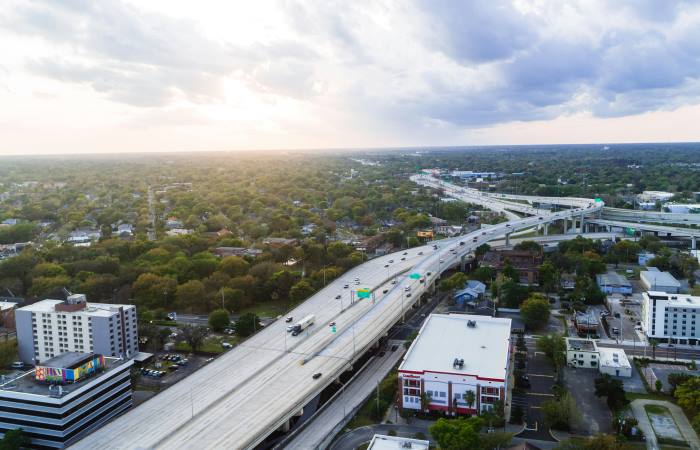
(642, 291, 700, 344)
(640, 268, 681, 294)
(0, 352, 133, 448)
(398, 314, 511, 415)
(15, 295, 138, 365)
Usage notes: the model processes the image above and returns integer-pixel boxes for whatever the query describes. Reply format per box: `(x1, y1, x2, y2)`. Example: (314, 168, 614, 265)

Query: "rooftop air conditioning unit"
(467, 320, 476, 328)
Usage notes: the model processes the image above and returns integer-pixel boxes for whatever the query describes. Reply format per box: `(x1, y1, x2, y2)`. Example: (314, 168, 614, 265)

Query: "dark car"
(312, 372, 322, 380)
(383, 289, 388, 294)
(285, 316, 293, 323)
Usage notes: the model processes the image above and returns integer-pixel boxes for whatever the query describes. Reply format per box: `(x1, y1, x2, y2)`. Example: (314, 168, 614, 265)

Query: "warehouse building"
(640, 268, 681, 294)
(15, 295, 138, 365)
(0, 352, 133, 448)
(642, 291, 700, 344)
(398, 314, 511, 415)
(596, 272, 633, 295)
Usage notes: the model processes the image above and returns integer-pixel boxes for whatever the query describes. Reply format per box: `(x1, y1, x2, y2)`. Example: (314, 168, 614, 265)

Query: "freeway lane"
(74, 178, 602, 450)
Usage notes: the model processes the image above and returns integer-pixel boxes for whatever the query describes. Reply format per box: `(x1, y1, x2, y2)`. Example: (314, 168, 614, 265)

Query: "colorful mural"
(35, 355, 106, 384)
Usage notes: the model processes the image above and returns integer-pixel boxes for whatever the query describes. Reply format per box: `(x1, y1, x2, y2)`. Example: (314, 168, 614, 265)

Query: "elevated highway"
(74, 185, 602, 450)
(601, 207, 700, 225)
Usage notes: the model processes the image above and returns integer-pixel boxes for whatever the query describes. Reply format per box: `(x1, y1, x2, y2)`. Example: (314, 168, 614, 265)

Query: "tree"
(675, 377, 700, 417)
(542, 392, 580, 430)
(514, 241, 542, 252)
(655, 379, 663, 393)
(470, 267, 494, 283)
(429, 416, 483, 450)
(479, 432, 513, 450)
(0, 428, 30, 450)
(440, 272, 468, 292)
(539, 261, 558, 297)
(594, 375, 628, 411)
(219, 256, 250, 277)
(520, 294, 551, 330)
(208, 309, 230, 332)
(0, 340, 17, 369)
(132, 273, 176, 310)
(502, 259, 519, 282)
(175, 280, 206, 313)
(289, 279, 315, 304)
(537, 333, 566, 369)
(236, 312, 260, 337)
(464, 390, 476, 411)
(180, 325, 208, 354)
(499, 280, 529, 308)
(668, 373, 696, 395)
(475, 244, 491, 258)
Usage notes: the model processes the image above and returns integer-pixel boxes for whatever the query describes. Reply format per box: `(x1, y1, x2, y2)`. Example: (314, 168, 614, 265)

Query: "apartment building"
(15, 294, 138, 364)
(642, 291, 700, 344)
(398, 314, 511, 415)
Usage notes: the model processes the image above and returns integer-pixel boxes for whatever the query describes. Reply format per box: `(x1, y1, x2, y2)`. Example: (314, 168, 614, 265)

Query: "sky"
(1, 0, 700, 155)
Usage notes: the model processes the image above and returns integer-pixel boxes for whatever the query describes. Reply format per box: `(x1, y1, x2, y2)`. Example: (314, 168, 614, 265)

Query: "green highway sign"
(409, 273, 421, 279)
(625, 227, 636, 236)
(595, 198, 603, 203)
(331, 325, 336, 333)
(357, 288, 371, 299)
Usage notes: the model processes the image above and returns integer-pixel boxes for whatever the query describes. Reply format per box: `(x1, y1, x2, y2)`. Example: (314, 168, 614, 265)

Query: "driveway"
(630, 399, 700, 450)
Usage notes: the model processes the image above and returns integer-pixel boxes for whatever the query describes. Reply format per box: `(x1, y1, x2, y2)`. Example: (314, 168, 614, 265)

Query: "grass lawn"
(175, 335, 238, 354)
(239, 299, 294, 318)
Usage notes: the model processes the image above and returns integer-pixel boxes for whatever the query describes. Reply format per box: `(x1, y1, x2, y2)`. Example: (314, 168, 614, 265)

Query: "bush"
(387, 429, 397, 437)
(208, 309, 229, 332)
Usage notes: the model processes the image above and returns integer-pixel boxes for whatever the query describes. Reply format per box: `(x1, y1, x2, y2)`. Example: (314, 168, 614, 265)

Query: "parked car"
(335, 295, 342, 299)
(222, 342, 233, 349)
(11, 361, 24, 370)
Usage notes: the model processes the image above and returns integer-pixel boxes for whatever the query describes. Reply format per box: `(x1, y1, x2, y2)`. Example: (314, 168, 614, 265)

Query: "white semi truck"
(291, 314, 315, 336)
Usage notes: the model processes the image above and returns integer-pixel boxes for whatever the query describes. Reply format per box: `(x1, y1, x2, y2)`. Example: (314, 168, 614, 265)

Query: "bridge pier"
(562, 218, 568, 234)
(505, 232, 511, 246)
(543, 223, 549, 236)
(460, 254, 467, 271)
(580, 213, 585, 233)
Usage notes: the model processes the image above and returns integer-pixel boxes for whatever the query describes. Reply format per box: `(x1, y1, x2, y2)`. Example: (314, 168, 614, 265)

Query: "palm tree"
(420, 392, 432, 413)
(465, 390, 476, 413)
(651, 338, 658, 359)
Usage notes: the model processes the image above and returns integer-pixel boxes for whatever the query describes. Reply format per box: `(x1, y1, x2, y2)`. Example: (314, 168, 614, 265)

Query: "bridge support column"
(460, 254, 467, 272)
(544, 223, 549, 236)
(580, 213, 585, 233)
(562, 218, 568, 234)
(505, 233, 511, 246)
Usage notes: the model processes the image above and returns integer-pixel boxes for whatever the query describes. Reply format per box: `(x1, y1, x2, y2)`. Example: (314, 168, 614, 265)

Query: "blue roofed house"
(454, 280, 487, 307)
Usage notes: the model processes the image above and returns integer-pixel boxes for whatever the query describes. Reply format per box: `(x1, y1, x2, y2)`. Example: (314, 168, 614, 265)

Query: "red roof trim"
(399, 369, 504, 382)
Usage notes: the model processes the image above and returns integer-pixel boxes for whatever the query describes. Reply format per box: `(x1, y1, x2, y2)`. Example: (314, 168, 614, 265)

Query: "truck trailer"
(291, 314, 315, 336)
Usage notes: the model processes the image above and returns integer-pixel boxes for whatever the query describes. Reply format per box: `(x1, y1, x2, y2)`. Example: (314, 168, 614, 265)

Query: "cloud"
(2, 0, 700, 146)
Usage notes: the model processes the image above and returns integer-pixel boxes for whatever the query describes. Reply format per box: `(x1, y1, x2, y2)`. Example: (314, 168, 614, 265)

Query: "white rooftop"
(17, 299, 134, 317)
(368, 434, 429, 450)
(641, 269, 681, 288)
(646, 291, 700, 307)
(0, 301, 18, 311)
(598, 347, 631, 369)
(399, 314, 511, 380)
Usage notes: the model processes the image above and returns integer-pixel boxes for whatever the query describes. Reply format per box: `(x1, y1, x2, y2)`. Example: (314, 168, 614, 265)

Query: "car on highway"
(439, 259, 444, 263)
(312, 372, 322, 380)
(401, 257, 406, 261)
(391, 279, 397, 284)
(285, 316, 293, 323)
(388, 259, 394, 263)
(335, 295, 341, 299)
(418, 251, 423, 255)
(344, 284, 349, 289)
(406, 293, 412, 297)
(328, 322, 336, 327)
(384, 264, 389, 267)
(286, 325, 294, 333)
(404, 286, 410, 291)
(403, 252, 408, 255)
(506, 224, 511, 227)
(472, 237, 477, 242)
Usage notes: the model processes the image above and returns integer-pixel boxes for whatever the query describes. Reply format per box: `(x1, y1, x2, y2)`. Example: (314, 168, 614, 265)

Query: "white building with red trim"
(398, 314, 511, 415)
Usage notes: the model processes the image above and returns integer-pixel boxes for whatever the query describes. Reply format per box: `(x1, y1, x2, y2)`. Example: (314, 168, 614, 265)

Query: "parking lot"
(563, 367, 612, 435)
(138, 352, 210, 388)
(514, 339, 557, 441)
(604, 295, 644, 342)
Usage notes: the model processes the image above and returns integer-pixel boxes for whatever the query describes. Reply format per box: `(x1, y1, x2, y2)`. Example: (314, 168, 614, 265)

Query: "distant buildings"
(212, 247, 263, 259)
(640, 268, 681, 294)
(165, 218, 184, 229)
(642, 291, 700, 344)
(15, 294, 138, 364)
(638, 191, 675, 203)
(573, 311, 599, 335)
(0, 300, 18, 328)
(664, 203, 700, 214)
(262, 237, 299, 247)
(0, 352, 134, 448)
(165, 228, 193, 237)
(596, 272, 632, 295)
(479, 249, 543, 284)
(67, 229, 101, 246)
(399, 314, 511, 415)
(638, 251, 655, 266)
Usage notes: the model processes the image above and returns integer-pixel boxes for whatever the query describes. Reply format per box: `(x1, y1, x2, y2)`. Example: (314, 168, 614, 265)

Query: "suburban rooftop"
(399, 314, 511, 380)
(367, 434, 430, 450)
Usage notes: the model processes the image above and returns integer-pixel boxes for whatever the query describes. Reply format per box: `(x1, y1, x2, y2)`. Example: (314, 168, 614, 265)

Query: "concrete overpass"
(587, 218, 700, 249)
(601, 207, 700, 226)
(73, 189, 602, 450)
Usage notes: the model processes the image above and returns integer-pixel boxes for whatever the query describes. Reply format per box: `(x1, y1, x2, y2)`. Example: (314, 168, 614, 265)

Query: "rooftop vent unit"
(453, 358, 464, 369)
(467, 320, 477, 328)
(401, 443, 413, 449)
